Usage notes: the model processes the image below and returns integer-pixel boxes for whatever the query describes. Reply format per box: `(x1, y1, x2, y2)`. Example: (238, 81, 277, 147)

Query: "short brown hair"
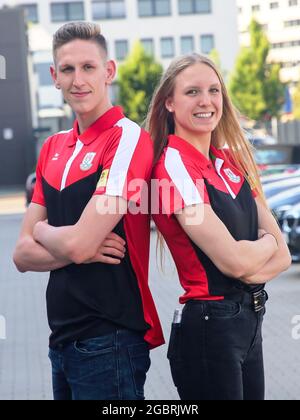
(53, 21, 108, 60)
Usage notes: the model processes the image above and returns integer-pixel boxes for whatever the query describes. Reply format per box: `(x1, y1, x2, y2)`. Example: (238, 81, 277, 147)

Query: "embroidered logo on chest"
(97, 169, 110, 189)
(80, 153, 96, 171)
(224, 168, 241, 184)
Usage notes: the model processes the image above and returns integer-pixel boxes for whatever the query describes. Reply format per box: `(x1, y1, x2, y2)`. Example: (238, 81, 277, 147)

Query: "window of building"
(35, 63, 53, 87)
(92, 0, 126, 19)
(201, 34, 214, 54)
(180, 36, 194, 54)
(138, 0, 171, 17)
(270, 2, 279, 9)
(251, 5, 260, 12)
(289, 0, 298, 6)
(50, 2, 85, 22)
(259, 23, 268, 31)
(140, 38, 155, 55)
(178, 0, 212, 15)
(20, 4, 39, 23)
(115, 40, 128, 60)
(284, 19, 300, 27)
(160, 37, 175, 58)
(271, 40, 300, 48)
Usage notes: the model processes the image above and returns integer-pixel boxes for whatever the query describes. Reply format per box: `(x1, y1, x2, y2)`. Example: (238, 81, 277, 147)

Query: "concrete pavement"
(0, 214, 300, 400)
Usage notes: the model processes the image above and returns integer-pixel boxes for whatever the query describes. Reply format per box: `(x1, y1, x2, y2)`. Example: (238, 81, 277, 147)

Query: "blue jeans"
(48, 329, 150, 400)
(168, 294, 266, 400)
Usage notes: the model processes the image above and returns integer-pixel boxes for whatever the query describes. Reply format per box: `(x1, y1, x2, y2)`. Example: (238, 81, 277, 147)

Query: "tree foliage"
(293, 79, 300, 119)
(118, 42, 163, 124)
(229, 20, 284, 121)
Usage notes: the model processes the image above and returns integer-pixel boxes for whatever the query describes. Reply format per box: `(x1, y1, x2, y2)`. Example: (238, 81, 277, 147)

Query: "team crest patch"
(97, 169, 110, 189)
(224, 168, 241, 183)
(80, 153, 96, 171)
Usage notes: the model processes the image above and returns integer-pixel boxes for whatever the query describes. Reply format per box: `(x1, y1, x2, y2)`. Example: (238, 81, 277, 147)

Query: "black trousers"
(168, 296, 265, 401)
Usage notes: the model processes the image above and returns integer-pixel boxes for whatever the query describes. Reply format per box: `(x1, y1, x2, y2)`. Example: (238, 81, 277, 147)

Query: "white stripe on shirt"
(60, 139, 84, 191)
(165, 147, 203, 207)
(215, 158, 237, 199)
(105, 117, 141, 196)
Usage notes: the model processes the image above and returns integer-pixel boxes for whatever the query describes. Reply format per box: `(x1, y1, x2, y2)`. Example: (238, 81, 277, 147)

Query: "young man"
(13, 22, 164, 401)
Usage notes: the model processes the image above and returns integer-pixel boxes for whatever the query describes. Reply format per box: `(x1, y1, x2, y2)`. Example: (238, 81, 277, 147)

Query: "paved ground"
(0, 212, 299, 400)
(0, 190, 26, 216)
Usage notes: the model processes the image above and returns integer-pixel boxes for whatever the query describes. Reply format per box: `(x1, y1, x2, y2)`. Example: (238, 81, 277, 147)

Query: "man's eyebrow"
(58, 64, 74, 70)
(59, 60, 98, 69)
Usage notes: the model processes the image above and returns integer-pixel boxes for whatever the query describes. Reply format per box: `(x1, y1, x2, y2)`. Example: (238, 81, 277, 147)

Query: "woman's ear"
(165, 98, 173, 113)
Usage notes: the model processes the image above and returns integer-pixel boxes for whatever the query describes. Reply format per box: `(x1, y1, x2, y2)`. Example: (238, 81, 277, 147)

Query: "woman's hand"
(84, 232, 126, 265)
(258, 229, 267, 239)
(240, 229, 278, 285)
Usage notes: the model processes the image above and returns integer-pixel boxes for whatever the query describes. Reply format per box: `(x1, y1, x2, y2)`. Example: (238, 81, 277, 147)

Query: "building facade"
(0, 7, 34, 186)
(0, 0, 239, 114)
(238, 0, 300, 85)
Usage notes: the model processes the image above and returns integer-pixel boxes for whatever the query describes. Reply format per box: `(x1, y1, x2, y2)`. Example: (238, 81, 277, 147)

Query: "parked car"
(254, 144, 300, 167)
(259, 165, 300, 177)
(282, 203, 300, 263)
(247, 134, 277, 147)
(263, 176, 300, 199)
(25, 172, 36, 206)
(267, 185, 300, 228)
(261, 170, 300, 185)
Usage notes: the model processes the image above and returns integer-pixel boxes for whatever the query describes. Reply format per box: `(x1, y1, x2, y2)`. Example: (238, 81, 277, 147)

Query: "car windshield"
(263, 178, 300, 198)
(255, 149, 290, 165)
(269, 187, 300, 209)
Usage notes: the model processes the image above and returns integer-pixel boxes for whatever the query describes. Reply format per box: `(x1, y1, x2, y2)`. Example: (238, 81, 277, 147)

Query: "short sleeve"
(94, 119, 153, 206)
(31, 138, 51, 207)
(152, 148, 210, 217)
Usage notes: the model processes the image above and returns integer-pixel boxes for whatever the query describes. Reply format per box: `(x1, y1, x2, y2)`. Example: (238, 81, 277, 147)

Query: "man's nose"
(72, 69, 85, 87)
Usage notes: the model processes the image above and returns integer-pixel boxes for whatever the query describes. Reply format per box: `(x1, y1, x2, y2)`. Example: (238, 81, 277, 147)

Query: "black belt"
(252, 290, 268, 312)
(227, 289, 268, 313)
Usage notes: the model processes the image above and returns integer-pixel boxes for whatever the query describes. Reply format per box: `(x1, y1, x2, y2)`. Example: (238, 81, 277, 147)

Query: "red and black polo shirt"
(32, 106, 164, 349)
(152, 134, 260, 303)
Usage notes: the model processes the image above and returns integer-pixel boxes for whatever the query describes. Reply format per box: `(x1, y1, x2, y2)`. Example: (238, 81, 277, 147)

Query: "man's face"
(51, 39, 116, 118)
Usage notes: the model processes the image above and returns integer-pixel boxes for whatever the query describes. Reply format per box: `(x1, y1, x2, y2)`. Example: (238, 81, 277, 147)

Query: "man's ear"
(105, 60, 116, 86)
(50, 65, 60, 89)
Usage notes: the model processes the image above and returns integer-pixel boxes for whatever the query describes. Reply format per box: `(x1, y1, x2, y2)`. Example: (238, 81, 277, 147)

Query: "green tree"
(293, 79, 300, 119)
(229, 19, 284, 121)
(209, 49, 228, 81)
(118, 42, 163, 124)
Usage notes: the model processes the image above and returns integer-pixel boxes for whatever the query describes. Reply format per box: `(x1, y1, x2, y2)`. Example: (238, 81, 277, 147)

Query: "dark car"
(267, 185, 300, 228)
(25, 172, 36, 206)
(254, 144, 300, 167)
(261, 170, 300, 185)
(282, 203, 300, 263)
(263, 175, 300, 199)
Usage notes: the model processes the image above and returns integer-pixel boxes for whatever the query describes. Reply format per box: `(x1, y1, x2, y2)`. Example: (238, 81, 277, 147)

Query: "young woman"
(148, 54, 291, 400)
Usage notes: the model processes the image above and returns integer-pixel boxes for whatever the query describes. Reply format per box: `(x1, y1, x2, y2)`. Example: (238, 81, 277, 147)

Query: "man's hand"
(84, 232, 126, 265)
(33, 220, 49, 242)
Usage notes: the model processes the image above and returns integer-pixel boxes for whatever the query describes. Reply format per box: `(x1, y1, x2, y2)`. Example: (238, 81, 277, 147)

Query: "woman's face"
(166, 63, 223, 140)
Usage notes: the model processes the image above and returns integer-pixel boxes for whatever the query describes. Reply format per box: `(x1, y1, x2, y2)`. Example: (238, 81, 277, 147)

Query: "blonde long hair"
(146, 53, 265, 203)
